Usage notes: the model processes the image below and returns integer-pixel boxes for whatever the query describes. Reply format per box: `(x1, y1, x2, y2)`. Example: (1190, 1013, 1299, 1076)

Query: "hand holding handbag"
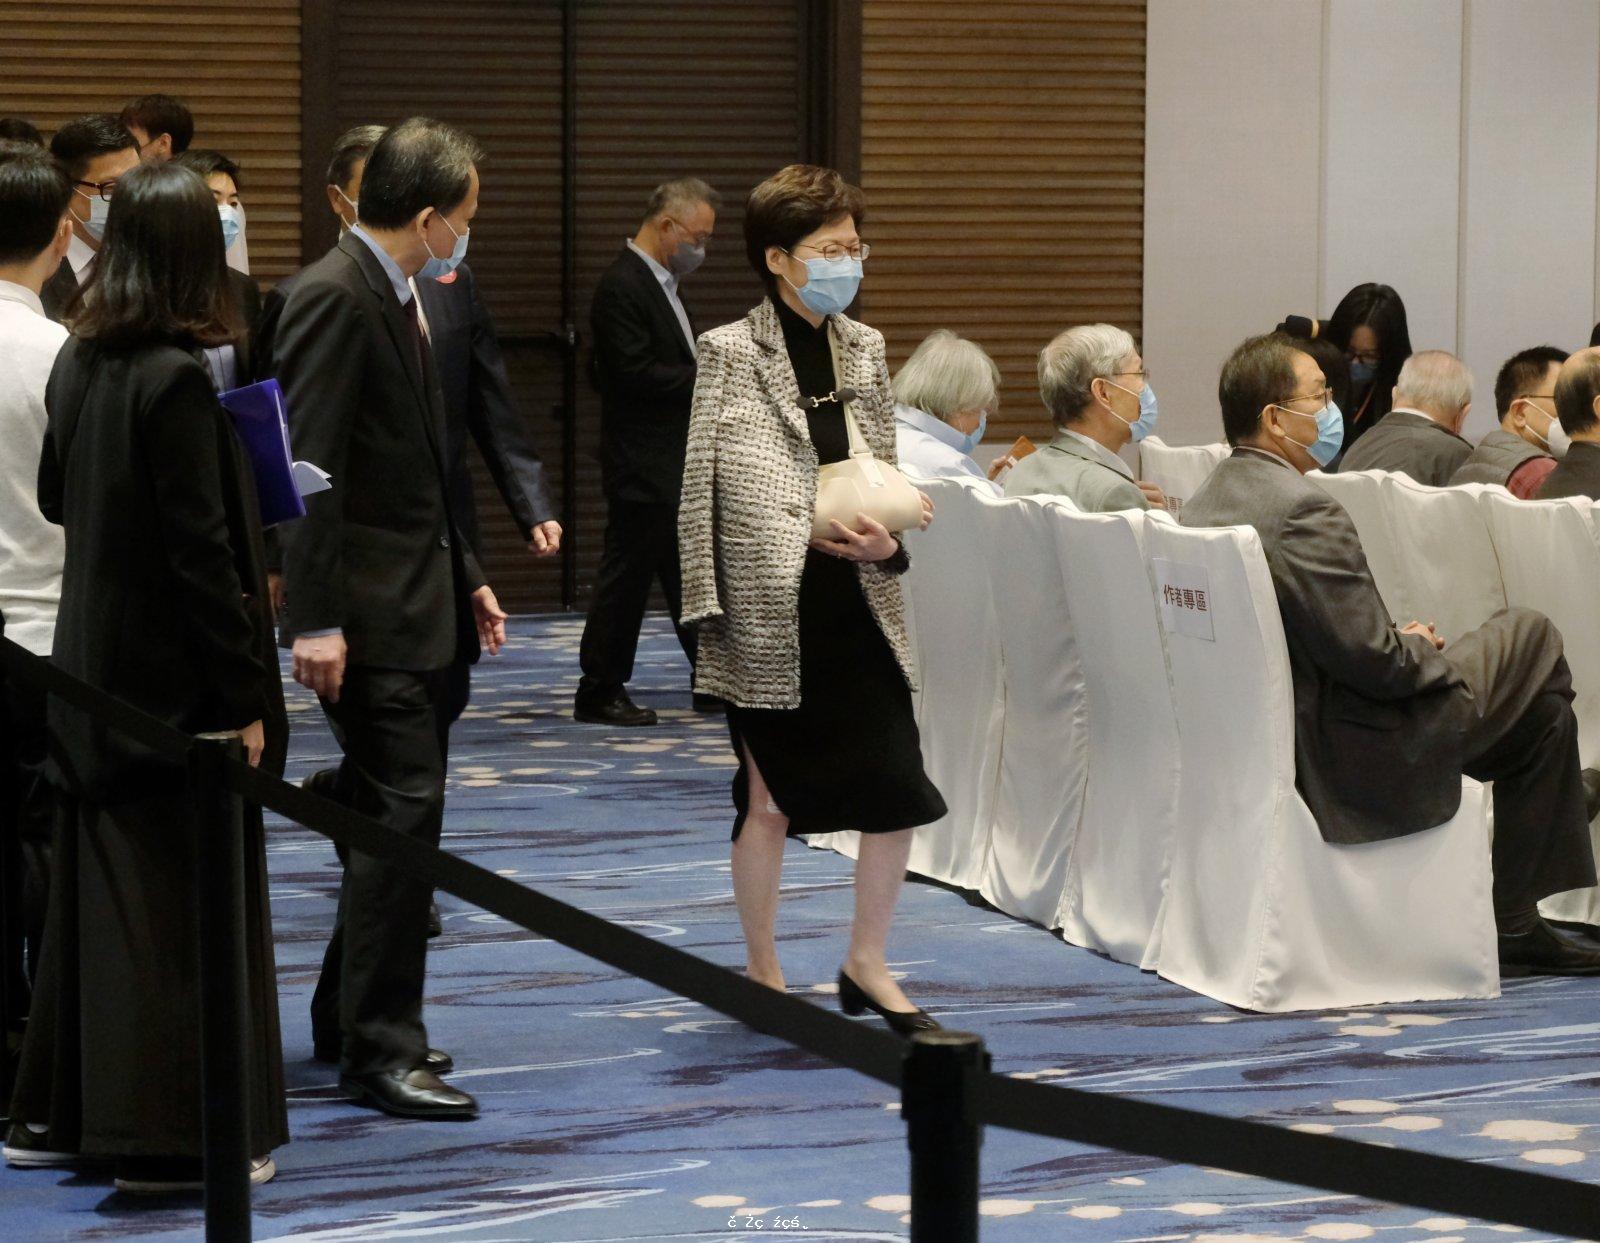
(810, 393, 925, 540)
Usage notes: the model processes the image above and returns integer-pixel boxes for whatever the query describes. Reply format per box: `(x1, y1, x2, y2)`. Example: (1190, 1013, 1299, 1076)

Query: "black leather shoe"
(314, 1043, 453, 1075)
(426, 900, 443, 938)
(340, 1068, 477, 1119)
(573, 691, 657, 727)
(302, 767, 342, 801)
(838, 970, 941, 1036)
(692, 693, 726, 713)
(1499, 918, 1600, 976)
(1583, 768, 1600, 822)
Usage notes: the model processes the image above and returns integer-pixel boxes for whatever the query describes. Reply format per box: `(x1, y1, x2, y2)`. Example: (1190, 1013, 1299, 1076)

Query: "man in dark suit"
(273, 117, 507, 1120)
(576, 178, 720, 726)
(1184, 333, 1600, 976)
(1337, 349, 1474, 485)
(41, 115, 140, 323)
(1539, 348, 1600, 499)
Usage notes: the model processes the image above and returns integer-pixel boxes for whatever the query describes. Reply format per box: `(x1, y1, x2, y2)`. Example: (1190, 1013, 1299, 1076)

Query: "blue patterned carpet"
(4, 614, 1600, 1241)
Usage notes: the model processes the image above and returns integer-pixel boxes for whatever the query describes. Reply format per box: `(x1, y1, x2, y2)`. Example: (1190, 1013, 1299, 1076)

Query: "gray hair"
(1394, 349, 1473, 415)
(1038, 323, 1138, 425)
(644, 177, 720, 222)
(892, 330, 1001, 422)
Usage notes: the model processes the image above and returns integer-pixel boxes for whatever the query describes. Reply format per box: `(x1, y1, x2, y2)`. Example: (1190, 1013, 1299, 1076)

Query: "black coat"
(225, 266, 262, 384)
(270, 231, 485, 671)
(417, 263, 555, 545)
(1538, 440, 1600, 500)
(40, 257, 79, 324)
(589, 245, 698, 504)
(39, 337, 284, 803)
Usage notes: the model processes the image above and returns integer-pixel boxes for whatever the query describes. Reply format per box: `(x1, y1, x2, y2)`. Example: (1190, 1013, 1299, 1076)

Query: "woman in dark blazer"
(7, 162, 287, 1193)
(678, 165, 945, 1034)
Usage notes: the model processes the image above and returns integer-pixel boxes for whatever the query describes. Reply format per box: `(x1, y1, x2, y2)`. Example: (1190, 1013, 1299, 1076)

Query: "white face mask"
(1522, 398, 1570, 458)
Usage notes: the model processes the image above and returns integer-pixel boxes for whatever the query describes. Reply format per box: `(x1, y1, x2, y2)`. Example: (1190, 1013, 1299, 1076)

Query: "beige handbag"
(810, 334, 924, 540)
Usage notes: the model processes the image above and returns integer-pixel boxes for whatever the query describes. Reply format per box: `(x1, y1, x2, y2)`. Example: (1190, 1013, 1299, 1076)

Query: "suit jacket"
(416, 263, 555, 546)
(225, 267, 262, 384)
(1002, 431, 1149, 511)
(270, 232, 485, 671)
(1536, 439, 1600, 500)
(1182, 449, 1473, 844)
(1336, 408, 1472, 486)
(39, 337, 284, 802)
(590, 245, 697, 504)
(40, 257, 79, 324)
(679, 297, 915, 709)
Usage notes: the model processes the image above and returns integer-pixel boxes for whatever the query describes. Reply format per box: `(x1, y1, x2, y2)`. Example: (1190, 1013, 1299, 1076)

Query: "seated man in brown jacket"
(1184, 333, 1600, 976)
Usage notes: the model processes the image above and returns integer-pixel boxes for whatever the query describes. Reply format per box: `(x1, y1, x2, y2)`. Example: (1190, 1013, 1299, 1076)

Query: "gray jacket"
(1535, 440, 1600, 500)
(1449, 427, 1548, 487)
(678, 298, 915, 709)
(1337, 408, 1472, 486)
(1182, 449, 1473, 844)
(1003, 431, 1149, 512)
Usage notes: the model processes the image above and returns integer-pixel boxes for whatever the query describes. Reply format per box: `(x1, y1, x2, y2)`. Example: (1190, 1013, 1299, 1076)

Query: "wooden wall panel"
(0, 0, 302, 283)
(858, 0, 1145, 444)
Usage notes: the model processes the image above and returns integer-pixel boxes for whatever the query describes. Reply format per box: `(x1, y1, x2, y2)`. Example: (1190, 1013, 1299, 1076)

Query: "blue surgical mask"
(669, 240, 706, 277)
(1279, 399, 1346, 467)
(1106, 379, 1160, 442)
(217, 204, 243, 251)
(784, 253, 862, 317)
(958, 410, 988, 455)
(1349, 359, 1377, 386)
(419, 211, 469, 280)
(75, 188, 110, 242)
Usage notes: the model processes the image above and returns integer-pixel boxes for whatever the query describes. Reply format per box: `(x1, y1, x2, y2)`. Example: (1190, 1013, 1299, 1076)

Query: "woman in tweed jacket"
(678, 165, 947, 1035)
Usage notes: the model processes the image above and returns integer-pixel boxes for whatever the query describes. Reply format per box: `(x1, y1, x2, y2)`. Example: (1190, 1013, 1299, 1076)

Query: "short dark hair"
(118, 93, 194, 154)
(1555, 351, 1600, 436)
(743, 164, 865, 294)
(1218, 333, 1302, 446)
(1589, 320, 1600, 349)
(1291, 336, 1352, 423)
(326, 124, 386, 190)
(1494, 346, 1567, 418)
(49, 114, 137, 181)
(173, 148, 242, 192)
(356, 117, 483, 229)
(71, 162, 241, 350)
(0, 118, 44, 147)
(0, 143, 72, 265)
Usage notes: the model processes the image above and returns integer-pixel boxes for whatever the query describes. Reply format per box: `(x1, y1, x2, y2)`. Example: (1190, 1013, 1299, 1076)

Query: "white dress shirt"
(0, 280, 69, 655)
(893, 403, 999, 492)
(626, 238, 694, 352)
(66, 230, 96, 282)
(1064, 428, 1136, 480)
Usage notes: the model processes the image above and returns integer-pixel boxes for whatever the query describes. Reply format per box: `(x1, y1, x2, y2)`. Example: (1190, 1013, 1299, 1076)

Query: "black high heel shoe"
(837, 970, 941, 1036)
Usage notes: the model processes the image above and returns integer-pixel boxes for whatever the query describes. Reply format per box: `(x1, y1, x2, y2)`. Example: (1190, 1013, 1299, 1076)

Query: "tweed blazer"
(679, 296, 917, 709)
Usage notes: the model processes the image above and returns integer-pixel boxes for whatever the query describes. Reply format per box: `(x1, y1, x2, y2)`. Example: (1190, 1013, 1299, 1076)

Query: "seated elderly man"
(1336, 349, 1473, 484)
(1450, 345, 1566, 496)
(892, 329, 1005, 491)
(1003, 323, 1165, 511)
(1184, 333, 1600, 977)
(1538, 347, 1600, 499)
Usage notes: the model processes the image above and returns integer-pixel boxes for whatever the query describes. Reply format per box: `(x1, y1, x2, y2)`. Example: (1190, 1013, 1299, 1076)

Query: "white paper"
(292, 460, 332, 497)
(1152, 558, 1215, 642)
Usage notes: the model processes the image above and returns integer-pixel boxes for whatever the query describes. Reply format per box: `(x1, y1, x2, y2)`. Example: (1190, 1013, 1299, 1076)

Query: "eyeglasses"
(75, 178, 121, 202)
(1347, 350, 1382, 366)
(665, 216, 713, 247)
(1276, 386, 1333, 411)
(790, 241, 871, 263)
(1114, 368, 1152, 384)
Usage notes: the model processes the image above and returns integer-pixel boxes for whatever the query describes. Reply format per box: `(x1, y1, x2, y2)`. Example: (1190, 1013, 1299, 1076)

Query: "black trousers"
(2, 676, 53, 1056)
(1450, 607, 1598, 915)
(577, 498, 695, 697)
(309, 665, 453, 1076)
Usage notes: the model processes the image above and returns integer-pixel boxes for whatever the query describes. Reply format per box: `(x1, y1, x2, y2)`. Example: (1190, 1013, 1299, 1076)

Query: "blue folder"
(219, 378, 306, 527)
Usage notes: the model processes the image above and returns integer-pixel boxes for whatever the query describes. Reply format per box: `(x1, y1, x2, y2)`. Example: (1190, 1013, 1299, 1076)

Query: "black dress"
(725, 299, 947, 840)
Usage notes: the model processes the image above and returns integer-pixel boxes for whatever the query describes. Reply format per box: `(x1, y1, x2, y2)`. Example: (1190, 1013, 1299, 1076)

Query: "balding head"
(1555, 347, 1600, 437)
(1393, 349, 1473, 432)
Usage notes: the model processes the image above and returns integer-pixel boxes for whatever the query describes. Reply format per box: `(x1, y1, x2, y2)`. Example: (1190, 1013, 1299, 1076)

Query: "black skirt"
(727, 548, 947, 840)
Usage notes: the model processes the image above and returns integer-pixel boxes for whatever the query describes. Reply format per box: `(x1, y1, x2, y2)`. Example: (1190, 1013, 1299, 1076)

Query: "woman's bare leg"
(731, 742, 789, 990)
(843, 827, 917, 1012)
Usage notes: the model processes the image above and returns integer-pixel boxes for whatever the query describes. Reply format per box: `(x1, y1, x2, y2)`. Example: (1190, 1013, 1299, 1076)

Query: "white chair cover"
(1478, 491, 1600, 925)
(1048, 504, 1181, 968)
(1147, 520, 1498, 1012)
(1308, 469, 1408, 622)
(1137, 436, 1229, 514)
(804, 475, 1004, 887)
(974, 492, 1090, 928)
(1380, 475, 1508, 642)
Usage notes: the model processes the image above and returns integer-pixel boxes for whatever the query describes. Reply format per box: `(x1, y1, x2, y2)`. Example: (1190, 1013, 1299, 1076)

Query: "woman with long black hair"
(5, 161, 287, 1193)
(1277, 282, 1413, 449)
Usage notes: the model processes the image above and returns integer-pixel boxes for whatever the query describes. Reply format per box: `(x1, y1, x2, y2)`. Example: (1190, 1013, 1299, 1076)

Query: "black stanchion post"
(903, 1030, 987, 1243)
(190, 732, 252, 1243)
